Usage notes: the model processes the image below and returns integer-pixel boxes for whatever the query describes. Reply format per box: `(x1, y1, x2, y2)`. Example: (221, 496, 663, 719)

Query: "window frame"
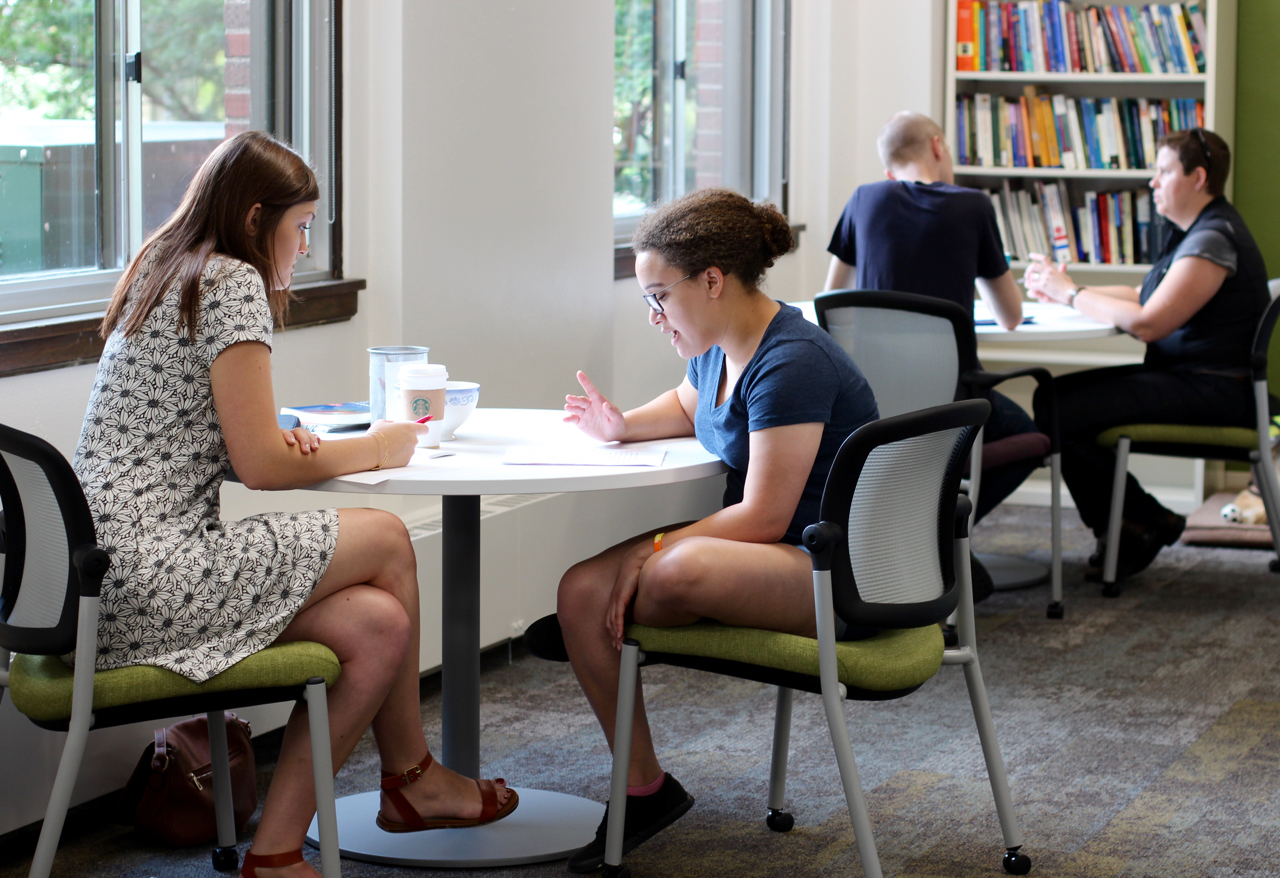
(0, 0, 348, 330)
(613, 0, 791, 247)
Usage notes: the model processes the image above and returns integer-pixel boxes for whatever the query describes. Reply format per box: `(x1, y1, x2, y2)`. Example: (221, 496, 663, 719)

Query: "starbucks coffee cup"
(398, 363, 448, 447)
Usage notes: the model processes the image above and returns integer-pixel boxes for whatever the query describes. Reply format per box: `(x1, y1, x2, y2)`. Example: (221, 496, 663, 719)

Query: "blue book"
(1080, 97, 1102, 170)
(279, 401, 371, 427)
(957, 97, 968, 165)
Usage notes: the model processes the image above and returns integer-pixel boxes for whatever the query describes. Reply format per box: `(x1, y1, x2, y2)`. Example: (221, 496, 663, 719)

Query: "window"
(614, 0, 790, 244)
(0, 0, 335, 326)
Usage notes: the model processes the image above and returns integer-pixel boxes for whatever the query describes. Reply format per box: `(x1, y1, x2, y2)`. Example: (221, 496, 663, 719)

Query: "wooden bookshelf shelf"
(957, 71, 1207, 85)
(1008, 259, 1151, 274)
(955, 166, 1154, 179)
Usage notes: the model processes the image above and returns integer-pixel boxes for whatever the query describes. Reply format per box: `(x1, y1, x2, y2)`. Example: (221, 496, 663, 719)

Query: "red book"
(1103, 6, 1136, 73)
(1064, 3, 1080, 72)
(1002, 3, 1014, 71)
(957, 0, 976, 71)
(1097, 194, 1111, 264)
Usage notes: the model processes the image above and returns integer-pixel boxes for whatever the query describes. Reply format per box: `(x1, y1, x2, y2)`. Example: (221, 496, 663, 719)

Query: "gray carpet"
(4, 505, 1280, 877)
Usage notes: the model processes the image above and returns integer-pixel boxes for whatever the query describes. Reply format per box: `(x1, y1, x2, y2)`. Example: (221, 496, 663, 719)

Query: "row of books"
(957, 2, 1208, 75)
(956, 90, 1203, 169)
(989, 179, 1164, 266)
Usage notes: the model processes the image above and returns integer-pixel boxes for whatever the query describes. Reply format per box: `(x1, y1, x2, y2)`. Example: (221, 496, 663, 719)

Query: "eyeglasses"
(642, 274, 692, 314)
(1192, 128, 1212, 172)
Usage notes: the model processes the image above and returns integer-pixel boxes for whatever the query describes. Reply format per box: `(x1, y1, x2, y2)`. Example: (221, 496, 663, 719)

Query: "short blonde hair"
(876, 111, 944, 170)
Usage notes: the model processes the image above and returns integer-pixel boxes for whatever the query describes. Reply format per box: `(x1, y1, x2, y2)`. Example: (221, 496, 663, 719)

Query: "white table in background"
(303, 408, 726, 868)
(795, 298, 1117, 589)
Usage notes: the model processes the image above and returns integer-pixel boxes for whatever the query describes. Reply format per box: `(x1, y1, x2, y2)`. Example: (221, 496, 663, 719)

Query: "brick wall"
(223, 0, 251, 138)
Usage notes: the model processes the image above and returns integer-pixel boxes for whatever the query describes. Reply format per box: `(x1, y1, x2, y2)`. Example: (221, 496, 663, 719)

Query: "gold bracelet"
(369, 431, 389, 471)
(653, 532, 665, 552)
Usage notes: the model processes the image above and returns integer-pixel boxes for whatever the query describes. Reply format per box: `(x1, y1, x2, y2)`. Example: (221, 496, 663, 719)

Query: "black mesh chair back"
(0, 424, 107, 657)
(810, 399, 987, 630)
(814, 291, 976, 418)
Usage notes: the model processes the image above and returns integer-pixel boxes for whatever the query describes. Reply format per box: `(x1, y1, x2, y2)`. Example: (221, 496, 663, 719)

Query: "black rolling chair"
(815, 290, 1065, 618)
(599, 401, 1031, 877)
(0, 423, 343, 878)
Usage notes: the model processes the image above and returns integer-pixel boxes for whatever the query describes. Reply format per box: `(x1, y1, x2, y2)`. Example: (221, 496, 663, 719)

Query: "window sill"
(613, 224, 807, 280)
(0, 277, 365, 380)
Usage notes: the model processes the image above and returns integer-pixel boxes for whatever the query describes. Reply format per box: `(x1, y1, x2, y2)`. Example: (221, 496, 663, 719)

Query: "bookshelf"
(944, 0, 1237, 283)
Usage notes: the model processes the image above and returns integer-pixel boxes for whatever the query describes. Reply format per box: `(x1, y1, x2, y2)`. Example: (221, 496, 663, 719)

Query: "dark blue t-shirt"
(687, 303, 879, 544)
(827, 180, 1009, 312)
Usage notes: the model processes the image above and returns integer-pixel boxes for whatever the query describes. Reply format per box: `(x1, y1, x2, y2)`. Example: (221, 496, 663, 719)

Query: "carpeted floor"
(4, 504, 1280, 878)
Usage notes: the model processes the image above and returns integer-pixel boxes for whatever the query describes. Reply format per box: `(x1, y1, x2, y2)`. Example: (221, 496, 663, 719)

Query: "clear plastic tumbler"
(368, 346, 430, 422)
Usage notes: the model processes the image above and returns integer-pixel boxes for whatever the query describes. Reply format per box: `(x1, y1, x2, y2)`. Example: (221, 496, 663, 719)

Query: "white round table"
(303, 408, 726, 867)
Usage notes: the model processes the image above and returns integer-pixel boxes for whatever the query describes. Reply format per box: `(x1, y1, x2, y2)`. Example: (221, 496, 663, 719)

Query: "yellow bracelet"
(653, 532, 665, 552)
(370, 431, 389, 471)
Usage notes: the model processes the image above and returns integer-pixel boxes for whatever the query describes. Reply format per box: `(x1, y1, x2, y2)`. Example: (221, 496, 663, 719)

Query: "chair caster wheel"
(1101, 581, 1121, 598)
(603, 865, 631, 878)
(766, 809, 794, 832)
(1270, 558, 1280, 573)
(211, 846, 239, 872)
(1003, 848, 1031, 875)
(1046, 602, 1064, 619)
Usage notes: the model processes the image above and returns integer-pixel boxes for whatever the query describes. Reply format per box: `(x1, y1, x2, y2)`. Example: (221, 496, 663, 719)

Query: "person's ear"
(1194, 166, 1209, 192)
(931, 134, 946, 163)
(704, 266, 725, 299)
(244, 203, 262, 238)
(885, 168, 897, 180)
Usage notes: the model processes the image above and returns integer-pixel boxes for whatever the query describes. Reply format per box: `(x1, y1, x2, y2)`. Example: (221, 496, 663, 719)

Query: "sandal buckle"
(401, 764, 424, 785)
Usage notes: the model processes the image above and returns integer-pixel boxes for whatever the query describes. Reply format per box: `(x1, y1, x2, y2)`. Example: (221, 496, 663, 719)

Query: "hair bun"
(754, 201, 796, 261)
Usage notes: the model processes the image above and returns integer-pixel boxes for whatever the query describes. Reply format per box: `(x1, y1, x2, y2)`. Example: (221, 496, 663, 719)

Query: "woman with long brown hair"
(76, 131, 514, 878)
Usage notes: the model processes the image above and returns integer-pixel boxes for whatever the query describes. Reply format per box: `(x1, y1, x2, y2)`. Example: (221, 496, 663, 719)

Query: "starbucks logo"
(411, 397, 432, 417)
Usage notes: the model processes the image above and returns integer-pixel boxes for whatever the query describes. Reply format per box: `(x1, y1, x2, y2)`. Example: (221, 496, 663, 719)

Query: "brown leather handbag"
(118, 713, 258, 846)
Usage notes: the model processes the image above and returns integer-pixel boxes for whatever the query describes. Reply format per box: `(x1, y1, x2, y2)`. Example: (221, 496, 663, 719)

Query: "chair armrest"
(802, 521, 843, 572)
(954, 495, 972, 539)
(0, 510, 5, 554)
(72, 545, 110, 597)
(961, 367, 1059, 453)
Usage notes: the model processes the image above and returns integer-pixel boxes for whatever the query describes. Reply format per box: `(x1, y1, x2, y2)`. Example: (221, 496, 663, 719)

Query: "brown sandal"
(241, 849, 304, 877)
(376, 751, 519, 832)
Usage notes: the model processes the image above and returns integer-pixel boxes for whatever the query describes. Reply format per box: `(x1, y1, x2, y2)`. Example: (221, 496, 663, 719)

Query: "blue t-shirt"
(827, 180, 1009, 312)
(687, 303, 879, 544)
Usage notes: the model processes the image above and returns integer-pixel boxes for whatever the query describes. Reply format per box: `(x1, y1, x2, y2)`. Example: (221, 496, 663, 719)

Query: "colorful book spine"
(957, 0, 976, 70)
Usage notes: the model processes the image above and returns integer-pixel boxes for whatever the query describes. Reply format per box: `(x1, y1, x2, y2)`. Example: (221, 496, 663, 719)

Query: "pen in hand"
(416, 415, 434, 424)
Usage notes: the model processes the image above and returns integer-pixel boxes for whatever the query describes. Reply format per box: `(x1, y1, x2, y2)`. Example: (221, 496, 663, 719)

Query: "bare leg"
(558, 531, 813, 788)
(248, 508, 509, 878)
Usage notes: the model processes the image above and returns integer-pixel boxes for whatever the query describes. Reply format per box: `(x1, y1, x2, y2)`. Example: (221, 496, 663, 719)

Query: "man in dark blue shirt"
(823, 111, 1036, 528)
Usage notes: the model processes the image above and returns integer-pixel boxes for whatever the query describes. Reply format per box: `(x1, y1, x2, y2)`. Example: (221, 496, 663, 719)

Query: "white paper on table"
(502, 446, 666, 467)
(333, 455, 468, 484)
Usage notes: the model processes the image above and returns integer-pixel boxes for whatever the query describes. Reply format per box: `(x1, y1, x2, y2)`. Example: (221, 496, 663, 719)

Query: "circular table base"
(305, 787, 604, 868)
(975, 552, 1049, 591)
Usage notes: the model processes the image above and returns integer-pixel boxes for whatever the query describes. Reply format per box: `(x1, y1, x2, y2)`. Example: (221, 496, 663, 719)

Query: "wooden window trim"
(0, 0, 356, 382)
(0, 278, 366, 379)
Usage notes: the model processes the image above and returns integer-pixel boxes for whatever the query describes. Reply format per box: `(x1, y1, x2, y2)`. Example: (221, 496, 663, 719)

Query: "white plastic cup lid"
(400, 364, 448, 379)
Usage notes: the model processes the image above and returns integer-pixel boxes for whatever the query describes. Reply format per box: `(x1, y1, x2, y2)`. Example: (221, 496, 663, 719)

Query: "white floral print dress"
(73, 254, 338, 682)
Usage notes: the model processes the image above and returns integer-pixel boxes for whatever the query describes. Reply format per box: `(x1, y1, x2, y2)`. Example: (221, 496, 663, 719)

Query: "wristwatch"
(1068, 285, 1084, 307)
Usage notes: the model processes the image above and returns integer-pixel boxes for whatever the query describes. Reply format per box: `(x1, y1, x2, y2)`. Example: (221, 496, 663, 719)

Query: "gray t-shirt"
(1173, 228, 1237, 275)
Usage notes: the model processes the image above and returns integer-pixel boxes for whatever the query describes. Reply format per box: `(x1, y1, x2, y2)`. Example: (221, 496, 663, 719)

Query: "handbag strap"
(152, 726, 169, 772)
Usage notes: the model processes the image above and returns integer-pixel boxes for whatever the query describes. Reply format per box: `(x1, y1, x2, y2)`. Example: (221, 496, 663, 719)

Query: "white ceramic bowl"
(441, 381, 480, 440)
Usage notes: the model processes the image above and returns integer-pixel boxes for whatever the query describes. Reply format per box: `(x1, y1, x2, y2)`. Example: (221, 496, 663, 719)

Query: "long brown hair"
(101, 130, 320, 339)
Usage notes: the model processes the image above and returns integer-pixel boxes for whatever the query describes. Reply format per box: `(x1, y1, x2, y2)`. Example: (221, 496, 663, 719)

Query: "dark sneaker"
(970, 553, 995, 604)
(1085, 513, 1186, 582)
(525, 614, 570, 662)
(567, 773, 694, 873)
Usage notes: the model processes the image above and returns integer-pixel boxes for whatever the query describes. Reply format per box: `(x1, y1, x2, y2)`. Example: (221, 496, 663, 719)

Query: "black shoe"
(1085, 513, 1186, 582)
(969, 553, 995, 604)
(567, 774, 695, 873)
(525, 613, 570, 662)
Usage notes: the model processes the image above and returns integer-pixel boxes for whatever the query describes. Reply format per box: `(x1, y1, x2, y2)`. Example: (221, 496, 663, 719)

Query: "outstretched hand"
(1022, 253, 1074, 305)
(563, 370, 627, 442)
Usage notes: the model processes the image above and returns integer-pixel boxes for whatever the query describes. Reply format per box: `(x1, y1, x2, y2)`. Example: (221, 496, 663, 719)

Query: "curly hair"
(631, 188, 795, 289)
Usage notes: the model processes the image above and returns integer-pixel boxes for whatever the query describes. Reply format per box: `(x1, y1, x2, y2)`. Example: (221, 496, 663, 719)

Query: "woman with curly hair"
(551, 188, 879, 871)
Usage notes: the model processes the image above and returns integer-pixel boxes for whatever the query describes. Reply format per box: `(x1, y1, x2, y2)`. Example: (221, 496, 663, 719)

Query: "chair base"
(765, 809, 794, 832)
(212, 846, 239, 872)
(1046, 601, 1064, 620)
(1004, 848, 1032, 874)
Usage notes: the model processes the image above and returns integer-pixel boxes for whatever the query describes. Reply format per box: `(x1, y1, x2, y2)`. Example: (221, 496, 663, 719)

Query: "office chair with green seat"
(0, 422, 343, 878)
(601, 401, 1031, 878)
(1096, 293, 1280, 595)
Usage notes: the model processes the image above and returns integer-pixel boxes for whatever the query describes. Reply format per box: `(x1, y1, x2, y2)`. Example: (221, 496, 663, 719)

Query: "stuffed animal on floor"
(1221, 484, 1267, 525)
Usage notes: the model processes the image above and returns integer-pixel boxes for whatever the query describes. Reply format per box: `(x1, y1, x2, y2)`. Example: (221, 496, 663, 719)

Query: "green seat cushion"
(626, 622, 944, 692)
(8, 641, 340, 724)
(1095, 424, 1261, 450)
